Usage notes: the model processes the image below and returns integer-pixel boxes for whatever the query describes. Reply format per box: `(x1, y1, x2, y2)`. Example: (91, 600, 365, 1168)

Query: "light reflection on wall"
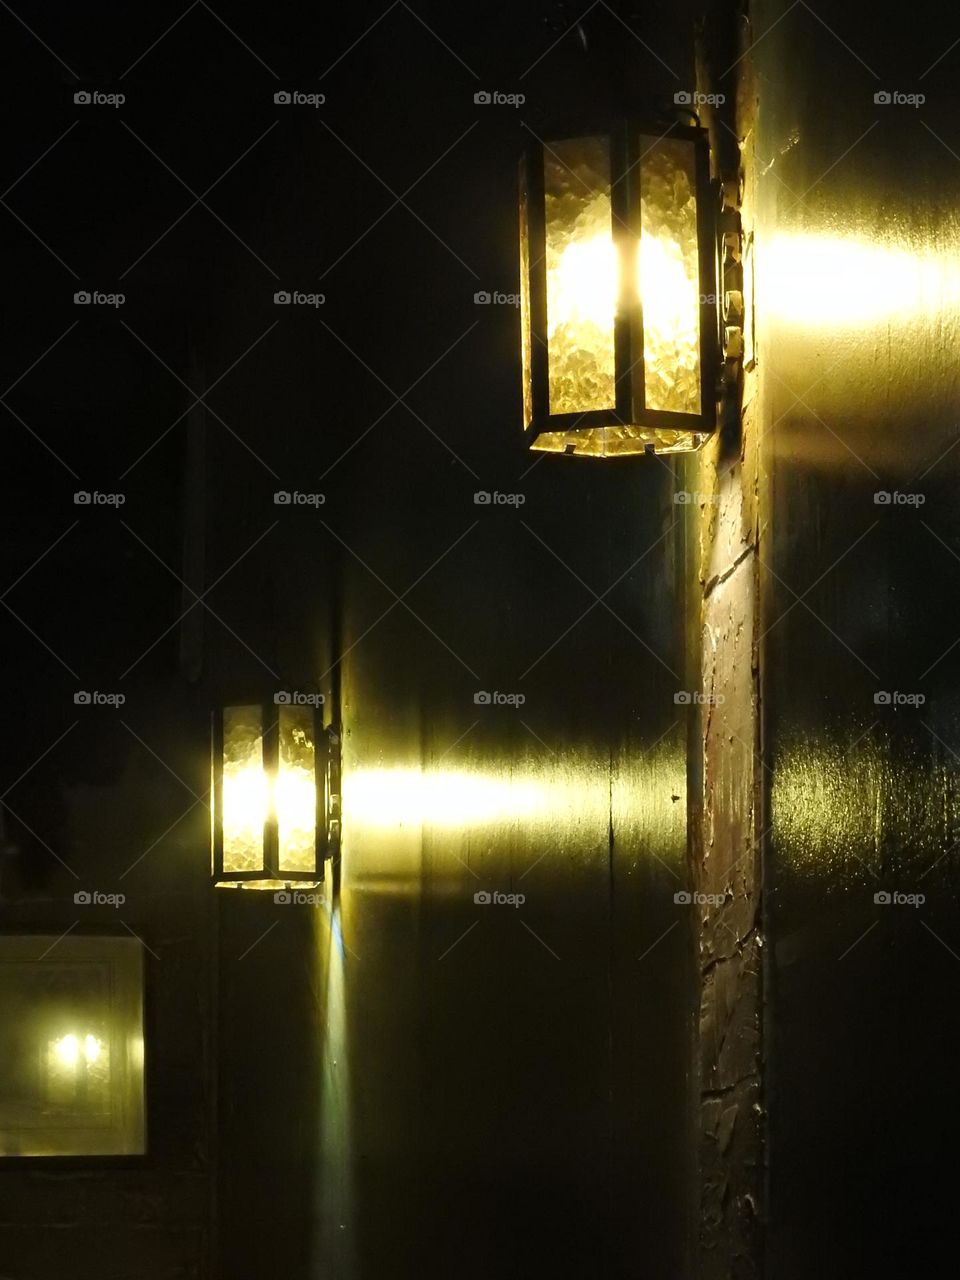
(316, 901, 356, 1276)
(762, 232, 960, 329)
(342, 746, 686, 863)
(772, 731, 960, 882)
(343, 768, 549, 828)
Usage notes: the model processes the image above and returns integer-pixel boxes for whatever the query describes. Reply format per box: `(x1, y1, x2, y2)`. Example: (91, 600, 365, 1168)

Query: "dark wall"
(1, 3, 704, 1278)
(752, 1, 960, 1274)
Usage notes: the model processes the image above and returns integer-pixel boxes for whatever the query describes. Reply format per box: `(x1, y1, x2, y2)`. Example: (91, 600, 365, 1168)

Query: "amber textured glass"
(639, 136, 701, 414)
(544, 136, 617, 414)
(277, 704, 317, 873)
(222, 704, 266, 873)
(519, 163, 534, 430)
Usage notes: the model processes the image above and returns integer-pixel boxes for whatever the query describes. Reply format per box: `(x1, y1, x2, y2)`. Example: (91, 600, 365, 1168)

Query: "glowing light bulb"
(222, 761, 268, 869)
(54, 1034, 79, 1068)
(547, 233, 619, 338)
(543, 141, 618, 416)
(84, 1034, 102, 1064)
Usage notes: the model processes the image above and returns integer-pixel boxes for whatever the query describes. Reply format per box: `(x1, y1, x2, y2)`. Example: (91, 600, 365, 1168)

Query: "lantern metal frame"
(211, 700, 340, 887)
(520, 120, 719, 456)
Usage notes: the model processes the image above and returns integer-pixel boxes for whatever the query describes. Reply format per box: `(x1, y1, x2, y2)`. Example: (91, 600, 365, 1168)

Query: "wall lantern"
(519, 122, 720, 457)
(211, 701, 341, 889)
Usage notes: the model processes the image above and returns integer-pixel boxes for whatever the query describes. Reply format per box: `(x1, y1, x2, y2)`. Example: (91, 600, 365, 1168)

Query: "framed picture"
(0, 934, 145, 1157)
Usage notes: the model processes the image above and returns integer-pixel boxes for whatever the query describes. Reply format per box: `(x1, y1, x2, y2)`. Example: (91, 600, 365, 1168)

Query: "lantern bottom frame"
(530, 422, 710, 457)
(214, 878, 325, 891)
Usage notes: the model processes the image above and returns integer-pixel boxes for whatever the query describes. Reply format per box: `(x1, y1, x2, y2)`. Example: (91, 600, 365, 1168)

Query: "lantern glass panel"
(638, 135, 701, 414)
(519, 161, 533, 431)
(277, 704, 317, 874)
(544, 136, 617, 414)
(222, 704, 266, 873)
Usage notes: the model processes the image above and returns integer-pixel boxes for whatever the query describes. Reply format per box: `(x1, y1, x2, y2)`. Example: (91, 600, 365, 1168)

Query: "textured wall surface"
(687, 8, 765, 1276)
(752, 0, 960, 1275)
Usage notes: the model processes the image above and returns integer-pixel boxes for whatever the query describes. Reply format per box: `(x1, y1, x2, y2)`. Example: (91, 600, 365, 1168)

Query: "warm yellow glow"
(344, 768, 548, 828)
(639, 233, 699, 397)
(639, 136, 701, 414)
(222, 761, 268, 869)
(342, 749, 687, 883)
(215, 877, 323, 891)
(51, 1033, 102, 1068)
(218, 704, 319, 879)
(544, 136, 617, 414)
(278, 708, 317, 872)
(222, 705, 266, 872)
(547, 234, 619, 342)
(275, 767, 316, 849)
(531, 423, 707, 456)
(763, 233, 960, 328)
(54, 1033, 79, 1068)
